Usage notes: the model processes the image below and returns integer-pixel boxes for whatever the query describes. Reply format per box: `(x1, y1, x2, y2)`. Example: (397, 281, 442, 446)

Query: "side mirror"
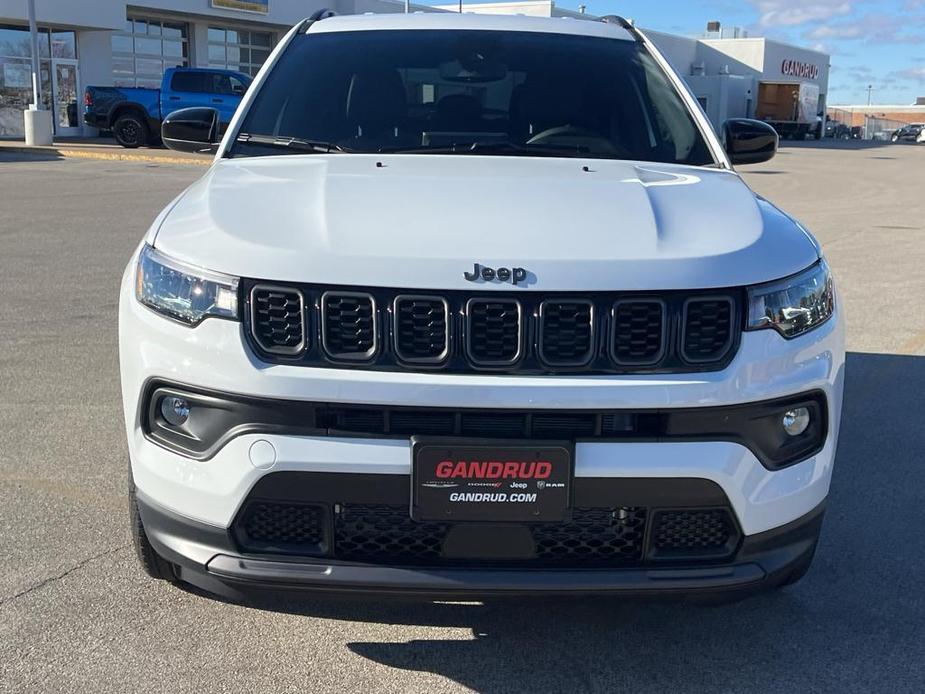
(723, 118, 778, 166)
(162, 107, 220, 154)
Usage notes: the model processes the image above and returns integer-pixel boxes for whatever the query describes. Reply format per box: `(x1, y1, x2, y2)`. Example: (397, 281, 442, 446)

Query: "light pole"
(27, 0, 41, 110)
(867, 84, 874, 106)
(23, 0, 53, 145)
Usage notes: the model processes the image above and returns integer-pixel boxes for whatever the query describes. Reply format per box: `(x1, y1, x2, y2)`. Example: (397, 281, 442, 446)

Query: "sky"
(557, 0, 925, 105)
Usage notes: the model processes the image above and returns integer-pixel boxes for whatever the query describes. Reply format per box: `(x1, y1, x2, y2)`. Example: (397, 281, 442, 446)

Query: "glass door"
(51, 60, 80, 136)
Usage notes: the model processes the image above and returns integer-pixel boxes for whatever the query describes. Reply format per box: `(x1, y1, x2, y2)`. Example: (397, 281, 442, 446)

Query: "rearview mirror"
(723, 118, 778, 166)
(162, 107, 220, 154)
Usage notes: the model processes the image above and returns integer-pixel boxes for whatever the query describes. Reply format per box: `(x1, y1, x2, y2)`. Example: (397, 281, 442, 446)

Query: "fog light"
(160, 396, 190, 427)
(782, 407, 810, 437)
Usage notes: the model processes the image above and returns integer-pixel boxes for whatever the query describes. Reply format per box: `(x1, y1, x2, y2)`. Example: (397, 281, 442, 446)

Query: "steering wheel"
(525, 124, 622, 156)
(526, 124, 605, 145)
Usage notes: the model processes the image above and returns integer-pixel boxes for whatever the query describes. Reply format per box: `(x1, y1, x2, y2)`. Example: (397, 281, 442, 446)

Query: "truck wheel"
(129, 486, 176, 582)
(113, 113, 148, 148)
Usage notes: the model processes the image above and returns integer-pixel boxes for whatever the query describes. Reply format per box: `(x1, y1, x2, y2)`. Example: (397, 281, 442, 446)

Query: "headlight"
(135, 244, 239, 325)
(746, 260, 835, 338)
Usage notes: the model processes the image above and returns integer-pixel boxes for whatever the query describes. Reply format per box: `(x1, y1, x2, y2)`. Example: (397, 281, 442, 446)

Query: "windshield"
(231, 29, 714, 165)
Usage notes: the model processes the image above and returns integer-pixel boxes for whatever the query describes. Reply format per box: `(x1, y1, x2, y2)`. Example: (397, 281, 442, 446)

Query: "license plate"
(411, 438, 572, 522)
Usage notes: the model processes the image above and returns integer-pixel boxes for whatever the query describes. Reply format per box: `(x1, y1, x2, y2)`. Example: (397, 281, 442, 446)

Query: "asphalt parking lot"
(1, 141, 924, 693)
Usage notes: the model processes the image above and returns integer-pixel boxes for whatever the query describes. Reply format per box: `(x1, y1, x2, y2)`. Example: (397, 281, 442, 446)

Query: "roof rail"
(298, 8, 336, 33)
(599, 15, 644, 42)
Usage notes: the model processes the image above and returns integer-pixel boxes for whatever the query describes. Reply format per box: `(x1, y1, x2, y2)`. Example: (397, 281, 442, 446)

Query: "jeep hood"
(152, 154, 819, 291)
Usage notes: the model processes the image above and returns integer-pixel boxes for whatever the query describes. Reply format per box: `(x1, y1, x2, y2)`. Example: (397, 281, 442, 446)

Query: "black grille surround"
(244, 281, 743, 374)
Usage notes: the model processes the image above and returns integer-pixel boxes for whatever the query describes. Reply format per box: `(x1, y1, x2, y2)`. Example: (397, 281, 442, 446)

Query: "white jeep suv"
(121, 12, 844, 601)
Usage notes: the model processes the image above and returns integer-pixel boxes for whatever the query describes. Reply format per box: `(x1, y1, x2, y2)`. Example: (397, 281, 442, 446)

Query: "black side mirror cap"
(723, 118, 778, 166)
(162, 107, 220, 154)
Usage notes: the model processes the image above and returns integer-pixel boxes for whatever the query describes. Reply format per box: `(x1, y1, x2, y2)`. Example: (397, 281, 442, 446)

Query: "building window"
(111, 17, 188, 88)
(207, 27, 273, 77)
(0, 25, 51, 136)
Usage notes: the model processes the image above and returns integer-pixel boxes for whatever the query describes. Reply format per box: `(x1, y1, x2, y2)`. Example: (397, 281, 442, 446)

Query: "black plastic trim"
(537, 299, 596, 368)
(249, 284, 306, 356)
(241, 280, 744, 376)
(610, 298, 668, 366)
(392, 294, 451, 365)
(138, 379, 829, 470)
(680, 295, 736, 364)
(135, 490, 826, 600)
(465, 297, 524, 368)
(320, 291, 379, 362)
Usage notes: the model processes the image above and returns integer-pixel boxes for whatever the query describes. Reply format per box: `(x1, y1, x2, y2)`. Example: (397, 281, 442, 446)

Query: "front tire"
(129, 487, 176, 582)
(113, 113, 149, 148)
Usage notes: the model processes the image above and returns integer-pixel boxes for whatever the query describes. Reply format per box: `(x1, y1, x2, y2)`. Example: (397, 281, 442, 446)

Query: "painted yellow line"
(898, 328, 925, 355)
(1, 145, 209, 166)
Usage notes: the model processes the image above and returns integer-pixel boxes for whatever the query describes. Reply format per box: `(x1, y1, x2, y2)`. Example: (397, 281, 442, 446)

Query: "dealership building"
(0, 0, 830, 139)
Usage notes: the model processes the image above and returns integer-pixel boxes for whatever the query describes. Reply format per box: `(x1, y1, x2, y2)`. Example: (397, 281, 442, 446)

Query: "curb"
(1, 145, 210, 166)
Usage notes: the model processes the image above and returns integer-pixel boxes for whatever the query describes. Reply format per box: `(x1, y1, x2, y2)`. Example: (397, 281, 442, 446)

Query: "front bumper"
(138, 489, 825, 599)
(120, 257, 845, 597)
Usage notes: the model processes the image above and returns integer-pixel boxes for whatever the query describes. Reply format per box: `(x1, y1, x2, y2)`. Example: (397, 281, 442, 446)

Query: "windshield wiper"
(378, 140, 592, 157)
(235, 133, 350, 153)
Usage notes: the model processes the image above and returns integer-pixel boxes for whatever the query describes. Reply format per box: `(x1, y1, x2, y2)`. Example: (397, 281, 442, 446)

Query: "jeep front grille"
(681, 297, 734, 363)
(244, 282, 742, 374)
(393, 295, 449, 364)
(466, 298, 522, 366)
(321, 292, 377, 361)
(250, 286, 305, 355)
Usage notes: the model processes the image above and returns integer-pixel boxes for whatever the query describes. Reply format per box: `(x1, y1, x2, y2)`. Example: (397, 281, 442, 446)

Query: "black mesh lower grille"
(234, 501, 327, 555)
(532, 507, 646, 564)
(682, 298, 733, 363)
(334, 504, 446, 563)
(649, 508, 737, 560)
(232, 501, 739, 566)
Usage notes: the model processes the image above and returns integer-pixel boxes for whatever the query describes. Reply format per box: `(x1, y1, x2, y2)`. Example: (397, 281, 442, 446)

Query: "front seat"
(344, 68, 413, 147)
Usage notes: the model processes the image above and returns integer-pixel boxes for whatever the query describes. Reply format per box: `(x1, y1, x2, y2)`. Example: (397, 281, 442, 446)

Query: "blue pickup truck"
(84, 67, 252, 148)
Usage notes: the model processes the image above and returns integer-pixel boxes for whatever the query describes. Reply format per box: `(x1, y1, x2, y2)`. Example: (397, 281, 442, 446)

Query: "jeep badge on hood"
(464, 263, 528, 285)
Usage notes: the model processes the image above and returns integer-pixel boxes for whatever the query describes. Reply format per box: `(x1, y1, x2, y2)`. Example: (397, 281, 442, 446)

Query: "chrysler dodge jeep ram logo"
(464, 263, 528, 285)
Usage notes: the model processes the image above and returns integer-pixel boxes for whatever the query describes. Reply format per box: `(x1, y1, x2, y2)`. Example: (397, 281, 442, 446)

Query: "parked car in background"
(891, 123, 925, 143)
(824, 120, 850, 139)
(84, 67, 252, 148)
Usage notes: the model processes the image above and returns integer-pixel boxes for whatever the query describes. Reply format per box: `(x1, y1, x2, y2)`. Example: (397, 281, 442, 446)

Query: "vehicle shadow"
(238, 351, 925, 693)
(780, 139, 899, 151)
(0, 150, 65, 163)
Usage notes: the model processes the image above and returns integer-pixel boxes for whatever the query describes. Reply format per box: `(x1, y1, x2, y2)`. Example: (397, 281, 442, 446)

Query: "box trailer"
(756, 82, 821, 139)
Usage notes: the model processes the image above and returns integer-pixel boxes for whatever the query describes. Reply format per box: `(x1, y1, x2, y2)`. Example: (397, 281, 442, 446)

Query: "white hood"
(152, 154, 819, 291)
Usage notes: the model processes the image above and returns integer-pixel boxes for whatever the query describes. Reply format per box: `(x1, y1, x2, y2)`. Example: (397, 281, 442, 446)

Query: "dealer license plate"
(411, 438, 573, 522)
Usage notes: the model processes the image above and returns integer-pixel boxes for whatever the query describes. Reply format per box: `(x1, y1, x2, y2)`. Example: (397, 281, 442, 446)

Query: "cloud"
(752, 0, 852, 27)
(891, 67, 925, 83)
(804, 14, 925, 45)
(807, 24, 862, 39)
